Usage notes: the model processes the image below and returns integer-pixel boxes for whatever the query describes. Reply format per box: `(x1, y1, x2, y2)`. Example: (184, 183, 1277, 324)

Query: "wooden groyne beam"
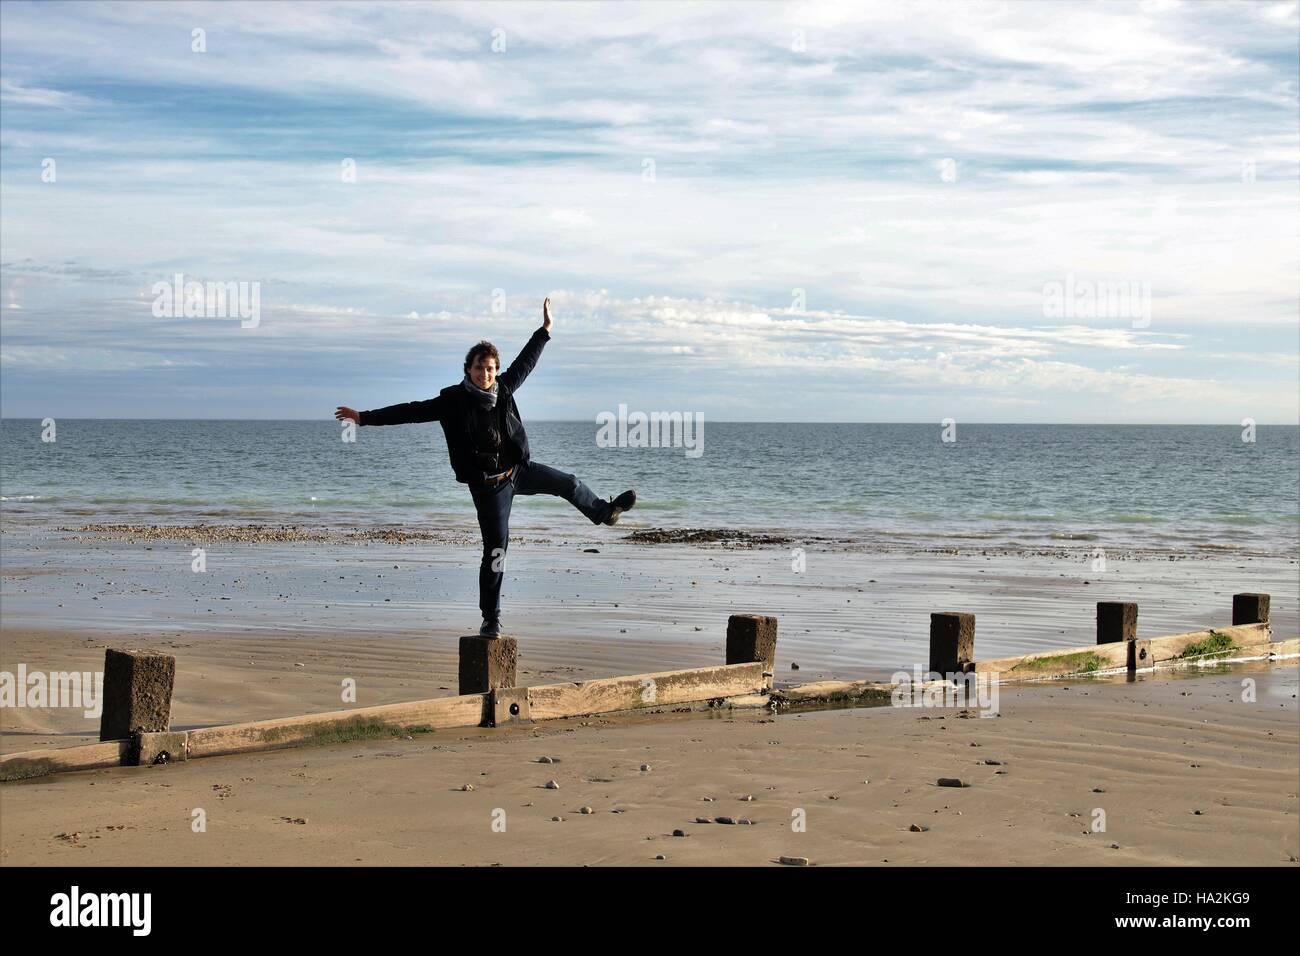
(187, 693, 491, 759)
(960, 592, 1281, 681)
(0, 615, 778, 781)
(0, 740, 132, 782)
(1, 596, 1291, 782)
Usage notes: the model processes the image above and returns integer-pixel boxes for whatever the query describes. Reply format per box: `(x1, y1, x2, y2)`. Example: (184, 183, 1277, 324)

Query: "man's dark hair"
(464, 341, 500, 373)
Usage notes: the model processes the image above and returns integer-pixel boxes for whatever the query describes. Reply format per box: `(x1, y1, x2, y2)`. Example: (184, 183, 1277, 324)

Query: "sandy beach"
(1, 664, 1295, 866)
(2, 524, 1296, 866)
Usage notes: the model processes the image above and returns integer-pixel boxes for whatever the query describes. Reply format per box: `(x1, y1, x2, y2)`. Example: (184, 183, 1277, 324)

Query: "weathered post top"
(459, 635, 518, 696)
(1097, 601, 1138, 644)
(1232, 593, 1270, 626)
(99, 648, 175, 742)
(726, 614, 778, 669)
(930, 612, 975, 675)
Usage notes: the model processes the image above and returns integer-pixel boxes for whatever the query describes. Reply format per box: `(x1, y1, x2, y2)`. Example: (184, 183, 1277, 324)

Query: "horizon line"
(1, 417, 1296, 427)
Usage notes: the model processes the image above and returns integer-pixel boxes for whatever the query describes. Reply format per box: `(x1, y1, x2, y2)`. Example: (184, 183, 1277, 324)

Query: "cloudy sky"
(1, 0, 1296, 422)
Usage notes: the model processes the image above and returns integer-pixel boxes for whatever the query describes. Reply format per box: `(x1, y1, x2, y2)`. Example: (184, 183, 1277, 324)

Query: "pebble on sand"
(910, 824, 929, 832)
(715, 816, 737, 825)
(640, 764, 651, 772)
(937, 778, 969, 788)
(578, 806, 594, 815)
(778, 856, 809, 866)
(672, 829, 686, 837)
(544, 780, 560, 790)
(459, 784, 475, 792)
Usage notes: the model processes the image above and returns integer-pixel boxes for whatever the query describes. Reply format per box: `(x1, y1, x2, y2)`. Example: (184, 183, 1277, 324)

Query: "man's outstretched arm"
(335, 396, 443, 427)
(498, 297, 554, 393)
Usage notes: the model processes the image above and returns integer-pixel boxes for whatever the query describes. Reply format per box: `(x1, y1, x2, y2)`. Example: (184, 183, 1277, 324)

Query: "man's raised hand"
(543, 296, 553, 332)
(335, 406, 360, 424)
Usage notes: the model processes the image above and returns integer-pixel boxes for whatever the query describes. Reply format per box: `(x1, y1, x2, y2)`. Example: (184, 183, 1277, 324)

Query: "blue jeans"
(469, 459, 610, 621)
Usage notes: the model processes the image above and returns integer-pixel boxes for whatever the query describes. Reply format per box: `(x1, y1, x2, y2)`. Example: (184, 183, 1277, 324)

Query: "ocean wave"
(86, 496, 218, 506)
(326, 498, 442, 508)
(1049, 532, 1100, 541)
(1208, 514, 1265, 526)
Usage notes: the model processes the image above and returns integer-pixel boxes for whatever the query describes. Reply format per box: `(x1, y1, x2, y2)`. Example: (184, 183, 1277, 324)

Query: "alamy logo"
(50, 886, 152, 936)
(595, 404, 704, 458)
(1042, 274, 1150, 328)
(152, 272, 260, 328)
(0, 666, 103, 718)
(890, 665, 999, 717)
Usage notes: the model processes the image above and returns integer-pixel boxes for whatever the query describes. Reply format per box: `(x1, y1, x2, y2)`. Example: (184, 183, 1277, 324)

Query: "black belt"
(482, 465, 514, 487)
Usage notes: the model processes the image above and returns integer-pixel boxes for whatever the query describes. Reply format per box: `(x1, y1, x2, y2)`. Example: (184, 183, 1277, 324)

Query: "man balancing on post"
(335, 297, 636, 639)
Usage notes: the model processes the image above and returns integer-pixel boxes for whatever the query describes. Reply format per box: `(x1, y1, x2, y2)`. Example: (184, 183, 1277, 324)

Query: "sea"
(2, 419, 1296, 557)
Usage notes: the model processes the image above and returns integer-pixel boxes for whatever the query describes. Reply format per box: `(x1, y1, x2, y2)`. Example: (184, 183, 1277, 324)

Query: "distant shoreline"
(1, 518, 1295, 562)
(3, 418, 1300, 426)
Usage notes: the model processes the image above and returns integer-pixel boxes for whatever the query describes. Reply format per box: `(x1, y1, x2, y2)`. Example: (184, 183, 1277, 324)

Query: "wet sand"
(4, 528, 1296, 682)
(3, 525, 1296, 866)
(1, 666, 1295, 866)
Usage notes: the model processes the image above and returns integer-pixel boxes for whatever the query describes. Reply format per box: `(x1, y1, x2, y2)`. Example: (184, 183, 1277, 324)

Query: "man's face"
(469, 354, 499, 390)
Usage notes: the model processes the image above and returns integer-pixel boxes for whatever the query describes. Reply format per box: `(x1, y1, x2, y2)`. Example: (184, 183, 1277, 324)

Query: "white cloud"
(0, 78, 96, 109)
(0, 345, 204, 370)
(0, 0, 1294, 421)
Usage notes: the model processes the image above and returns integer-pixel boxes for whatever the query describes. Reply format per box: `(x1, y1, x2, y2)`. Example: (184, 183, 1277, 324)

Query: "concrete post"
(726, 614, 778, 669)
(1232, 593, 1270, 626)
(929, 612, 974, 675)
(459, 635, 518, 695)
(99, 648, 175, 742)
(1097, 601, 1138, 644)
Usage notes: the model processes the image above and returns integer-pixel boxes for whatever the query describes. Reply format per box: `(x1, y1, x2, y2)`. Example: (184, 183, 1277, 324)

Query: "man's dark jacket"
(359, 327, 549, 489)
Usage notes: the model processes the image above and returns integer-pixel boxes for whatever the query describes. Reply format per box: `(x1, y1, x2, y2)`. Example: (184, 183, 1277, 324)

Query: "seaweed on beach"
(1011, 650, 1104, 675)
(0, 756, 56, 782)
(58, 523, 478, 546)
(1179, 631, 1239, 661)
(623, 528, 794, 547)
(773, 685, 894, 711)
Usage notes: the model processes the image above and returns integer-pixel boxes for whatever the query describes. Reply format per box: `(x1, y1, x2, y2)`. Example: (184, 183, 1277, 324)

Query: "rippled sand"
(1, 667, 1295, 866)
